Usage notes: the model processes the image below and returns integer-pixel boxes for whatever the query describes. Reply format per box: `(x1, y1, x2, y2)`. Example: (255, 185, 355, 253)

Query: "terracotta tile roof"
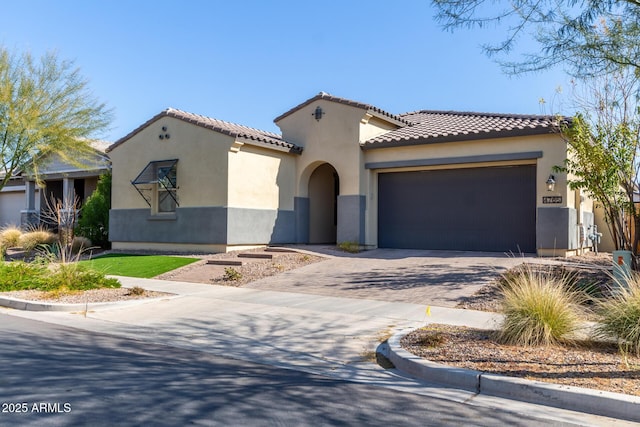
(274, 92, 413, 126)
(107, 108, 302, 154)
(362, 110, 567, 149)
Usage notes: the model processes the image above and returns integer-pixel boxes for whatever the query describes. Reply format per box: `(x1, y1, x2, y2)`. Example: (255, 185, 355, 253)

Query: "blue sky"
(0, 0, 570, 143)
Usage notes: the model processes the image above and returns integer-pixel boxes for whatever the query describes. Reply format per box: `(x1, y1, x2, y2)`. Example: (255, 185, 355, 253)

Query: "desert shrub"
(496, 265, 584, 346)
(76, 172, 111, 248)
(71, 236, 93, 253)
(19, 228, 57, 252)
(223, 267, 242, 281)
(0, 226, 23, 248)
(338, 241, 360, 253)
(41, 263, 120, 291)
(127, 286, 145, 296)
(0, 262, 47, 291)
(594, 274, 640, 356)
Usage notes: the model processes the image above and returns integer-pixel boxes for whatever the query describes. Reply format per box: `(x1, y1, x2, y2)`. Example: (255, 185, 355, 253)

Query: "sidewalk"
(1, 276, 637, 426)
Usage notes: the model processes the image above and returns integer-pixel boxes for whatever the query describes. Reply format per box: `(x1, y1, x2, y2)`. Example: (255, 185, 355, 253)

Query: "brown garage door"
(378, 165, 536, 253)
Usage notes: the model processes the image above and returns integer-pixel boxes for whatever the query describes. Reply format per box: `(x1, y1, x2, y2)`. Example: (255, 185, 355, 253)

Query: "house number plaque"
(542, 196, 562, 204)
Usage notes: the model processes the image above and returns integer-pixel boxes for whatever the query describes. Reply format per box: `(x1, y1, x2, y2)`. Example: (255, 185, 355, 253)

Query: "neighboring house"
(0, 141, 110, 228)
(107, 92, 598, 256)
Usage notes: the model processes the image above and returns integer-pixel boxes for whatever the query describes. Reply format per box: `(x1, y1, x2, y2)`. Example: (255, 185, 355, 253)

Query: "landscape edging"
(0, 294, 178, 312)
(384, 328, 640, 423)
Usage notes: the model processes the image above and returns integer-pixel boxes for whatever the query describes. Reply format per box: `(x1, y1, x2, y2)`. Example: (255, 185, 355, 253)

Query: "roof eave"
(274, 92, 412, 126)
(107, 110, 169, 153)
(365, 109, 412, 128)
(274, 93, 328, 123)
(238, 136, 303, 154)
(362, 127, 560, 150)
(107, 109, 299, 154)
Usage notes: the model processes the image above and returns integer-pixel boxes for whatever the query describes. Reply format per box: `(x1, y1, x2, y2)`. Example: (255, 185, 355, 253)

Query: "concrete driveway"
(244, 247, 531, 307)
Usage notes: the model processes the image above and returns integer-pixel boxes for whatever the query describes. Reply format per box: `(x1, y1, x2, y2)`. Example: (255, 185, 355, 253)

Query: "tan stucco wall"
(109, 116, 232, 210)
(361, 133, 594, 249)
(359, 116, 399, 142)
(278, 99, 365, 197)
(363, 133, 571, 206)
(227, 144, 296, 210)
(593, 203, 616, 252)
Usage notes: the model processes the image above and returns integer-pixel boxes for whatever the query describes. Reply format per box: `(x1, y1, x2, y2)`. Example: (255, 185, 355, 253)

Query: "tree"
(0, 47, 111, 191)
(75, 172, 111, 248)
(557, 70, 640, 258)
(432, 0, 640, 77)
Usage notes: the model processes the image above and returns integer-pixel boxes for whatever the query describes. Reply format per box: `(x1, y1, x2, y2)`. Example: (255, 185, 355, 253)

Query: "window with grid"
(131, 159, 179, 214)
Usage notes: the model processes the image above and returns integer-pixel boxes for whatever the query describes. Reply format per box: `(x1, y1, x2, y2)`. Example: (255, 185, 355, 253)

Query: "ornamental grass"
(0, 225, 23, 248)
(496, 265, 585, 347)
(18, 228, 57, 252)
(593, 274, 640, 357)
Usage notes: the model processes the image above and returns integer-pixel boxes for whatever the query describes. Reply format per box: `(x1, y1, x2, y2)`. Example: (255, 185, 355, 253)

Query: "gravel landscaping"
(401, 323, 640, 397)
(402, 252, 640, 398)
(156, 248, 325, 286)
(1, 287, 171, 304)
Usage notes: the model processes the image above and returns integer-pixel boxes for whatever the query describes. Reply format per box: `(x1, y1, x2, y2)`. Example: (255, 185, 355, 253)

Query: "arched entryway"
(308, 163, 339, 243)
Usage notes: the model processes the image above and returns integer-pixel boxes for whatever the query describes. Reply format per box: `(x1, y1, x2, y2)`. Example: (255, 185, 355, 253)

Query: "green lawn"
(79, 253, 199, 278)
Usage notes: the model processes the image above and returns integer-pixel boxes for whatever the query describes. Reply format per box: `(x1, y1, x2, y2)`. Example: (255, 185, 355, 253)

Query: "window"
(156, 163, 177, 213)
(131, 159, 179, 214)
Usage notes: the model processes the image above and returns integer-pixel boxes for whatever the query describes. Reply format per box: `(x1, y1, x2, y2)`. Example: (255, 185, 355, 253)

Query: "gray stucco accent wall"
(110, 206, 295, 245)
(337, 195, 366, 244)
(226, 207, 295, 244)
(110, 207, 227, 244)
(294, 197, 309, 244)
(537, 207, 578, 251)
(364, 151, 543, 170)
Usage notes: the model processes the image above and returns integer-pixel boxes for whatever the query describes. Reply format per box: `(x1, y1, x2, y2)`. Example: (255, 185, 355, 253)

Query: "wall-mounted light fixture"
(313, 106, 324, 121)
(546, 174, 556, 192)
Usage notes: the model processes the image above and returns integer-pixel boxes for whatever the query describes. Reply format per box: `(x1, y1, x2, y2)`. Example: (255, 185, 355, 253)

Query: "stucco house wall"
(108, 93, 598, 256)
(108, 109, 299, 252)
(361, 133, 592, 255)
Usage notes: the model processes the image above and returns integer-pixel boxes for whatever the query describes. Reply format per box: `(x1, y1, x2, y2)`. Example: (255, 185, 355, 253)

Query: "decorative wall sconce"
(546, 174, 556, 192)
(313, 106, 324, 121)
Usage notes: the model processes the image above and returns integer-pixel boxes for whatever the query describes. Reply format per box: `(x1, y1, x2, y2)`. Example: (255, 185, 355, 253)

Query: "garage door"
(378, 165, 536, 253)
(0, 190, 24, 227)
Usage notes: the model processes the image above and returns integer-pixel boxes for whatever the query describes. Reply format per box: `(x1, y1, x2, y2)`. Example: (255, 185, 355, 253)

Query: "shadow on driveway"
(246, 248, 530, 307)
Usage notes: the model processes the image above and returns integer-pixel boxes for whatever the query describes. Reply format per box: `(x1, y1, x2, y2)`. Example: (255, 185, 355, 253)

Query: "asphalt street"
(0, 314, 575, 427)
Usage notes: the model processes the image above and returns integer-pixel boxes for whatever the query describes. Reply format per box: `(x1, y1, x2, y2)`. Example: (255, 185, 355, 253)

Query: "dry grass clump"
(594, 274, 640, 356)
(19, 228, 57, 252)
(0, 226, 23, 248)
(496, 265, 585, 347)
(71, 236, 92, 253)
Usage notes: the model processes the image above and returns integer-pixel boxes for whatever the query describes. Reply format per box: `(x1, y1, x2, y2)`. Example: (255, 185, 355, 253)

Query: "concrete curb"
(384, 328, 640, 423)
(0, 294, 179, 312)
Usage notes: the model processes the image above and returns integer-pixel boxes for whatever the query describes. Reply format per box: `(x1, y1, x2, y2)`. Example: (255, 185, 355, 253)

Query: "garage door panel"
(378, 166, 536, 252)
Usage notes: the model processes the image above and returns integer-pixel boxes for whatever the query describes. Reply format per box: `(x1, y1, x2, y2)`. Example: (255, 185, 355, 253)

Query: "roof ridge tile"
(274, 92, 414, 126)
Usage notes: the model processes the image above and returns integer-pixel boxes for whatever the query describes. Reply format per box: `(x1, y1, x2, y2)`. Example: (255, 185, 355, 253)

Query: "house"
(0, 141, 110, 228)
(107, 92, 598, 256)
